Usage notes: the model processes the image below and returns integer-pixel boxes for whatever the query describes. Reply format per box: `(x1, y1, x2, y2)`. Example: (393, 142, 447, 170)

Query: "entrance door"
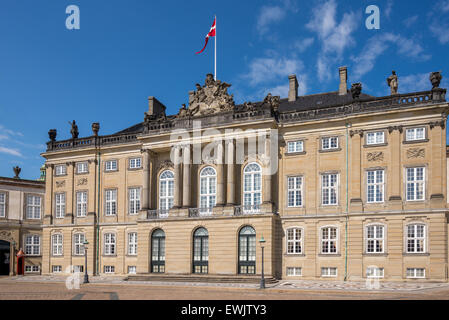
(0, 240, 10, 275)
(192, 228, 208, 274)
(151, 229, 165, 273)
(238, 226, 256, 274)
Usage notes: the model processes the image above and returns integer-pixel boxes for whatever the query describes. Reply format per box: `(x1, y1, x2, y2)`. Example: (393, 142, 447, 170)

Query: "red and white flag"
(196, 17, 216, 54)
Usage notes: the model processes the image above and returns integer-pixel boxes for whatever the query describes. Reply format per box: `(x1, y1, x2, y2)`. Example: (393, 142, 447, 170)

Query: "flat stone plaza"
(1, 276, 449, 300)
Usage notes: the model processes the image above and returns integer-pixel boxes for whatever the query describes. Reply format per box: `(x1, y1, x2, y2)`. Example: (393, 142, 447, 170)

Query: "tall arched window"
(193, 228, 209, 274)
(199, 167, 216, 214)
(238, 226, 256, 274)
(151, 229, 165, 273)
(243, 163, 262, 213)
(159, 170, 174, 215)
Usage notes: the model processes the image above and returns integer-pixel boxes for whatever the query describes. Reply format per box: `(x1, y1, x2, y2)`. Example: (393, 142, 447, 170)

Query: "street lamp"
(83, 239, 89, 284)
(259, 235, 266, 289)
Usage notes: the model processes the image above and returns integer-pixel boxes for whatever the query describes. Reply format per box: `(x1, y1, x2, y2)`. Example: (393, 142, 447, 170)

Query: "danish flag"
(196, 17, 216, 54)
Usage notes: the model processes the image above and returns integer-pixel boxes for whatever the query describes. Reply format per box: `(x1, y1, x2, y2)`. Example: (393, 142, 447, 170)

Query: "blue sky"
(0, 0, 448, 179)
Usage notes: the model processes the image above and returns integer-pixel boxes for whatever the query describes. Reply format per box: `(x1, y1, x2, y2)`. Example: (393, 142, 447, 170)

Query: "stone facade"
(40, 70, 449, 282)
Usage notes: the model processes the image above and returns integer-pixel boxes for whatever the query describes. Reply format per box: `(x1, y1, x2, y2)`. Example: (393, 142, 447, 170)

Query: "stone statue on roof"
(387, 71, 398, 95)
(69, 120, 79, 139)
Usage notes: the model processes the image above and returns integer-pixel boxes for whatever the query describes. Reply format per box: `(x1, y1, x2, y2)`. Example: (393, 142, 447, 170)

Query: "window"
(55, 193, 66, 218)
(128, 232, 137, 255)
(286, 267, 302, 276)
(104, 266, 115, 274)
(52, 265, 62, 273)
(199, 167, 216, 214)
(128, 188, 141, 215)
(26, 195, 41, 219)
(74, 233, 85, 256)
(25, 235, 40, 255)
(72, 265, 84, 273)
(406, 224, 426, 253)
(128, 266, 137, 274)
(321, 137, 338, 150)
(366, 132, 385, 145)
(321, 267, 337, 277)
(0, 192, 5, 218)
(129, 158, 141, 169)
(105, 189, 117, 216)
(287, 176, 303, 207)
(76, 191, 87, 217)
(151, 229, 165, 273)
(406, 167, 425, 201)
(406, 127, 425, 141)
(367, 267, 384, 278)
(193, 228, 209, 274)
(321, 227, 337, 254)
(55, 165, 66, 176)
(321, 173, 338, 205)
(76, 162, 88, 174)
(406, 268, 425, 279)
(104, 233, 116, 255)
(25, 265, 40, 273)
(52, 234, 63, 256)
(105, 160, 117, 172)
(243, 163, 262, 212)
(286, 228, 302, 254)
(367, 170, 384, 203)
(159, 170, 174, 214)
(238, 226, 256, 274)
(287, 141, 304, 153)
(366, 225, 384, 253)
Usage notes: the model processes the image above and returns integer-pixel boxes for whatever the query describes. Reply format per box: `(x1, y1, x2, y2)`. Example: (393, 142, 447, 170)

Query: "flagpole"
(214, 15, 217, 81)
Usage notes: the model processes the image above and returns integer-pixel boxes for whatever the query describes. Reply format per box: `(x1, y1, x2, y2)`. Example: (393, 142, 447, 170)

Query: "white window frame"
(25, 235, 40, 256)
(406, 167, 425, 201)
(321, 226, 338, 254)
(159, 170, 174, 214)
(287, 176, 303, 207)
(286, 267, 302, 276)
(406, 268, 425, 279)
(76, 191, 87, 217)
(25, 265, 40, 273)
(366, 267, 384, 279)
(366, 131, 385, 145)
(26, 195, 41, 219)
(287, 141, 304, 153)
(76, 162, 88, 174)
(104, 233, 116, 255)
(73, 233, 85, 256)
(406, 224, 426, 253)
(104, 265, 115, 274)
(52, 233, 63, 256)
(128, 266, 137, 274)
(52, 265, 62, 273)
(405, 127, 426, 142)
(199, 166, 217, 215)
(243, 163, 262, 213)
(0, 192, 5, 218)
(55, 193, 66, 218)
(127, 232, 137, 256)
(321, 267, 337, 277)
(367, 169, 385, 203)
(55, 165, 67, 176)
(129, 158, 142, 169)
(286, 227, 303, 254)
(105, 189, 117, 216)
(105, 160, 118, 172)
(366, 224, 385, 254)
(321, 173, 338, 206)
(321, 137, 339, 150)
(128, 187, 141, 215)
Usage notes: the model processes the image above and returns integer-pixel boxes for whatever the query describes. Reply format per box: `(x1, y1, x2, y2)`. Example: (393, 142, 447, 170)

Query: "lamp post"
(83, 239, 89, 284)
(259, 235, 266, 289)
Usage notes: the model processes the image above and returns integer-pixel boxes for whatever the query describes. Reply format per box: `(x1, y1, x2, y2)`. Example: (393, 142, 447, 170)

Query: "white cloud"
(306, 0, 337, 39)
(244, 56, 304, 86)
(385, 0, 394, 19)
(263, 75, 307, 97)
(256, 6, 286, 36)
(293, 38, 314, 53)
(0, 146, 23, 157)
(0, 125, 23, 137)
(430, 23, 449, 44)
(442, 0, 449, 12)
(397, 73, 430, 93)
(403, 15, 418, 28)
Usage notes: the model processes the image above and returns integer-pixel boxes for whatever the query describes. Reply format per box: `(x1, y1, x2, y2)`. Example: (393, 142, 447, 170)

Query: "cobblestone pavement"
(1, 276, 449, 299)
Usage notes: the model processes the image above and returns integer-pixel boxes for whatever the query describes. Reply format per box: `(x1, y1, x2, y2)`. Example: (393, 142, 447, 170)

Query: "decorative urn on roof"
(13, 166, 21, 179)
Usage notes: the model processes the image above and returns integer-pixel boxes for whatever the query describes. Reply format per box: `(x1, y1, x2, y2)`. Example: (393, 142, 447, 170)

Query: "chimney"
(147, 96, 166, 116)
(339, 66, 348, 95)
(288, 74, 299, 102)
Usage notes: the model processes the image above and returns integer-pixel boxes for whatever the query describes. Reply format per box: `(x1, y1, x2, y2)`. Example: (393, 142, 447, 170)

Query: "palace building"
(40, 68, 449, 282)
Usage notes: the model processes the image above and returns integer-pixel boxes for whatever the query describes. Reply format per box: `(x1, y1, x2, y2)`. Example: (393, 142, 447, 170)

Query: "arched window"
(243, 163, 262, 213)
(159, 170, 174, 215)
(151, 229, 165, 273)
(238, 226, 256, 274)
(199, 167, 216, 214)
(193, 228, 209, 274)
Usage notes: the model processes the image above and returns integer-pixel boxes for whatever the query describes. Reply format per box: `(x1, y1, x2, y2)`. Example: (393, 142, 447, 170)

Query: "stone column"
(216, 141, 225, 206)
(349, 130, 363, 212)
(173, 145, 182, 208)
(389, 127, 402, 206)
(141, 150, 150, 210)
(44, 164, 54, 224)
(226, 139, 235, 205)
(430, 121, 445, 206)
(182, 145, 191, 208)
(262, 135, 272, 204)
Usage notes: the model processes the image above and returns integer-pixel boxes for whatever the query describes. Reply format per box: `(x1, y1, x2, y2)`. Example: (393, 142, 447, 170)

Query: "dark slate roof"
(115, 122, 145, 135)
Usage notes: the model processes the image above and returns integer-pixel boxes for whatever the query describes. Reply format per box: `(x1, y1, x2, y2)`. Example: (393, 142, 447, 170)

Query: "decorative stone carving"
(48, 129, 57, 142)
(351, 83, 362, 100)
(13, 166, 21, 179)
(349, 130, 364, 138)
(144, 106, 167, 123)
(430, 71, 442, 89)
(407, 148, 425, 159)
(387, 71, 398, 95)
(0, 231, 13, 242)
(367, 152, 384, 162)
(92, 122, 100, 136)
(181, 74, 235, 117)
(77, 178, 88, 186)
(177, 104, 190, 118)
(158, 160, 174, 171)
(56, 180, 65, 188)
(429, 120, 445, 130)
(387, 126, 403, 134)
(262, 93, 280, 113)
(69, 120, 79, 139)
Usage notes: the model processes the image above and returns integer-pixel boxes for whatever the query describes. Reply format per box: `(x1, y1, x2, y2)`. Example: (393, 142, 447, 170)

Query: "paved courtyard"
(1, 276, 449, 300)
